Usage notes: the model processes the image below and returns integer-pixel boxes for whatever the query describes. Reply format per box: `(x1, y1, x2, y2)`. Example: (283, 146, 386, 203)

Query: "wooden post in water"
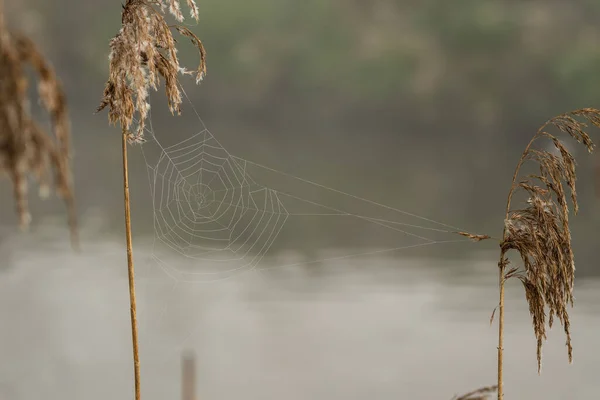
(182, 351, 196, 400)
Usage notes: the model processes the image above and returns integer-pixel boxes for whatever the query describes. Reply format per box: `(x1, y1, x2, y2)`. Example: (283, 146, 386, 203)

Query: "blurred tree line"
(3, 0, 599, 269)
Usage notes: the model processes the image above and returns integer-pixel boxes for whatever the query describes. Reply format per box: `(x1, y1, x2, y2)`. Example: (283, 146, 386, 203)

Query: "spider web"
(137, 89, 473, 284)
(143, 127, 288, 281)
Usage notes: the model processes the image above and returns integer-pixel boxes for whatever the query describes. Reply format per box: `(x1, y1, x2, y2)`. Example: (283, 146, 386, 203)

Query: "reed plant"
(457, 109, 598, 399)
(0, 0, 77, 246)
(491, 109, 598, 399)
(96, 1, 206, 398)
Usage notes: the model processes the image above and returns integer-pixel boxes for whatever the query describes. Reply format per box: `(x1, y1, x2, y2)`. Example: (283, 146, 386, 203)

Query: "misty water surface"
(0, 220, 599, 400)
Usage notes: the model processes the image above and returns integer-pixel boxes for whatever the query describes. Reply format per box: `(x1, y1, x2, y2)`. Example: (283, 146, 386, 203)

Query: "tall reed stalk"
(96, 1, 206, 398)
(122, 124, 141, 398)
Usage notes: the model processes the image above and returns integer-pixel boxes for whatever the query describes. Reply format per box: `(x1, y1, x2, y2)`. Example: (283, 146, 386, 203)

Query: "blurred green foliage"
(38, 0, 597, 115)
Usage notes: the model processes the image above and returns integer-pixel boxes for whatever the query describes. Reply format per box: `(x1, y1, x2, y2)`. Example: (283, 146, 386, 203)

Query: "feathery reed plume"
(495, 108, 599, 399)
(0, 2, 78, 247)
(96, 1, 205, 399)
(97, 0, 206, 143)
(451, 385, 497, 400)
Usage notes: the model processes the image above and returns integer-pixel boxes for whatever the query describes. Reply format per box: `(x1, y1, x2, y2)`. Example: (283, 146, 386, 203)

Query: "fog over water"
(1, 220, 599, 400)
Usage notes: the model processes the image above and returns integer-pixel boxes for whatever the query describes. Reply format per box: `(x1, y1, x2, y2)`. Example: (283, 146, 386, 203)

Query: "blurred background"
(1, 0, 599, 399)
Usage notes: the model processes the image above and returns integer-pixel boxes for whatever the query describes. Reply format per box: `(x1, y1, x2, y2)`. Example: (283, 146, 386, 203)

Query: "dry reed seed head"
(14, 34, 71, 157)
(452, 385, 498, 400)
(154, 0, 199, 21)
(97, 0, 206, 143)
(501, 109, 599, 374)
(0, 6, 77, 244)
(175, 26, 207, 83)
(455, 231, 492, 242)
(551, 114, 595, 153)
(185, 0, 199, 20)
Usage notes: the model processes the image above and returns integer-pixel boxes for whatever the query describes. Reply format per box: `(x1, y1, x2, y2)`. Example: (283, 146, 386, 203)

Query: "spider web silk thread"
(133, 86, 473, 286)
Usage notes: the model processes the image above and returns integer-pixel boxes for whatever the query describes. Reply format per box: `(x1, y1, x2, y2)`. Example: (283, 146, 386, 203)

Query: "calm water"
(1, 222, 599, 400)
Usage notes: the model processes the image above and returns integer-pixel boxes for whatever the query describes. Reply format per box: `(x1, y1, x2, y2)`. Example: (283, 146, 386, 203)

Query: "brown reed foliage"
(495, 108, 599, 399)
(452, 385, 498, 400)
(96, 1, 205, 399)
(97, 0, 206, 143)
(0, 2, 77, 246)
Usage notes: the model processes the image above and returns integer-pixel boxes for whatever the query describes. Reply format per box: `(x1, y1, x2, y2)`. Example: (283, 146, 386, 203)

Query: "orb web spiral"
(147, 128, 289, 280)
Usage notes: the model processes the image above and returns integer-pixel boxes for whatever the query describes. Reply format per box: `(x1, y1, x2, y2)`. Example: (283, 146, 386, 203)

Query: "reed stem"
(497, 256, 505, 400)
(122, 126, 141, 400)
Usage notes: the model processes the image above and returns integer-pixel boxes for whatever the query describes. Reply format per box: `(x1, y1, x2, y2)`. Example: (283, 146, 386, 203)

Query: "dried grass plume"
(456, 231, 492, 242)
(96, 0, 206, 143)
(499, 108, 599, 374)
(0, 3, 77, 245)
(451, 385, 498, 400)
